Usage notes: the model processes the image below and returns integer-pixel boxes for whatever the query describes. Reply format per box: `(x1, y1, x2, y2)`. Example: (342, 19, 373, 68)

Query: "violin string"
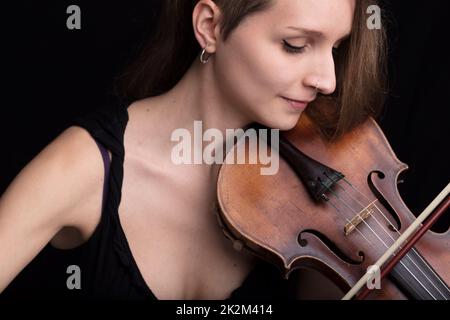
(339, 177, 450, 297)
(333, 179, 442, 292)
(289, 196, 373, 247)
(318, 180, 438, 299)
(321, 181, 438, 299)
(338, 177, 450, 297)
(326, 199, 373, 245)
(324, 175, 448, 299)
(324, 184, 393, 247)
(326, 174, 449, 299)
(335, 180, 447, 299)
(288, 194, 373, 246)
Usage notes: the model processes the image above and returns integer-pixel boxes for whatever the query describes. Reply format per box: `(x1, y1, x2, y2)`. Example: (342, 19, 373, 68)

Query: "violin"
(215, 110, 450, 300)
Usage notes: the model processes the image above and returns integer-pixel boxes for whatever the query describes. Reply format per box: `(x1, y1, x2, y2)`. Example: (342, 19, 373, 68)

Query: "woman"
(0, 0, 386, 299)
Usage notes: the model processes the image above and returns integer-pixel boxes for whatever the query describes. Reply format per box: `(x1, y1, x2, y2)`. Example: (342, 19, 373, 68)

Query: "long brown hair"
(119, 0, 387, 141)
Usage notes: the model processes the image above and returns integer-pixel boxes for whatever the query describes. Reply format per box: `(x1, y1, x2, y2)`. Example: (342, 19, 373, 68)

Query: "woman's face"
(214, 0, 355, 130)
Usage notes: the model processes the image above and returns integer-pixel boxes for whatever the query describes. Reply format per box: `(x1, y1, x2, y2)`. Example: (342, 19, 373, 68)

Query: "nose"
(303, 51, 337, 96)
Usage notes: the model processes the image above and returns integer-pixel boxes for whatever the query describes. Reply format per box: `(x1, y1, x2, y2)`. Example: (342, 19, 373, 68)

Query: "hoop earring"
(200, 46, 210, 64)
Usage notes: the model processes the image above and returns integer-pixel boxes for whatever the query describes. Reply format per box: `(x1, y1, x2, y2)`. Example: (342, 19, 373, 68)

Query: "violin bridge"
(344, 201, 377, 236)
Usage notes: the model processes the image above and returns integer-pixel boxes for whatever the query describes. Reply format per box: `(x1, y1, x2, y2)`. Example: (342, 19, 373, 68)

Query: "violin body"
(216, 112, 450, 300)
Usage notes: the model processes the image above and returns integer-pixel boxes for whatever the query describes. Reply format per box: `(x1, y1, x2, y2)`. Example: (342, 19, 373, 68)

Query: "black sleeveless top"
(2, 97, 295, 300)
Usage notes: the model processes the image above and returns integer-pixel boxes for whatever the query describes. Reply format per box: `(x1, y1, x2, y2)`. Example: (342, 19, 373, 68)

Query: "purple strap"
(94, 140, 111, 212)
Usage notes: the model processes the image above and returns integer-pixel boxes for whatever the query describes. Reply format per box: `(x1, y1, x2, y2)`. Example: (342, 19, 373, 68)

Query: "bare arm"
(0, 126, 105, 292)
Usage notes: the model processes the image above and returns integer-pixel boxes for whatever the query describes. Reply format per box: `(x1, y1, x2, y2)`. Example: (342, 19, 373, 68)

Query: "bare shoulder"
(0, 125, 110, 290)
(46, 126, 112, 245)
(4, 125, 110, 234)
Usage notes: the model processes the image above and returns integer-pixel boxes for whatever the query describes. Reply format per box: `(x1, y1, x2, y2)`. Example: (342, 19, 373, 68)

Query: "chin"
(259, 113, 302, 131)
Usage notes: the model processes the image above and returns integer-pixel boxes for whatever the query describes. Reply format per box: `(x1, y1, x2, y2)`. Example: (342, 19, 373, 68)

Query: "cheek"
(215, 36, 296, 106)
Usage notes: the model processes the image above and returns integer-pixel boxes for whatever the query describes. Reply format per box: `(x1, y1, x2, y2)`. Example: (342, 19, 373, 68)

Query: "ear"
(192, 0, 222, 54)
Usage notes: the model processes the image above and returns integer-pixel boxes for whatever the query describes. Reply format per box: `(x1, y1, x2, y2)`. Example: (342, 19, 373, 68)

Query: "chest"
(117, 158, 257, 299)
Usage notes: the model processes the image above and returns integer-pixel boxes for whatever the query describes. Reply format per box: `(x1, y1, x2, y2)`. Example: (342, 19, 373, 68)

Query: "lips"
(281, 96, 310, 110)
(282, 96, 313, 103)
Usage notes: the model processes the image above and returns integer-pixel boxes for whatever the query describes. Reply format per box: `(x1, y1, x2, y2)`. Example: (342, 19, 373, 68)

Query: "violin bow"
(342, 182, 450, 300)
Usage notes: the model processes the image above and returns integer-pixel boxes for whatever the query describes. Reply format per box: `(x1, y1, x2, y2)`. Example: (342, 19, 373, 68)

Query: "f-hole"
(368, 170, 402, 231)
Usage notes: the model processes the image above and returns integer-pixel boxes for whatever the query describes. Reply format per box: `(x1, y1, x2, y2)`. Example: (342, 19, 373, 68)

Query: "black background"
(2, 1, 449, 232)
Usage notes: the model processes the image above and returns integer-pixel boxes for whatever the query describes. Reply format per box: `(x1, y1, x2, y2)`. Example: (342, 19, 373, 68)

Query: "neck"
(168, 59, 251, 133)
(137, 58, 253, 181)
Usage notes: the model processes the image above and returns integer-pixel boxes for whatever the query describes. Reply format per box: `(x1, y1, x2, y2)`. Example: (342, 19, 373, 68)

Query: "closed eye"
(282, 40, 306, 54)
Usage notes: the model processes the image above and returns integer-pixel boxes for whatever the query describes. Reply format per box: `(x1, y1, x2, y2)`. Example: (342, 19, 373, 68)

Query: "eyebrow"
(286, 26, 351, 42)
